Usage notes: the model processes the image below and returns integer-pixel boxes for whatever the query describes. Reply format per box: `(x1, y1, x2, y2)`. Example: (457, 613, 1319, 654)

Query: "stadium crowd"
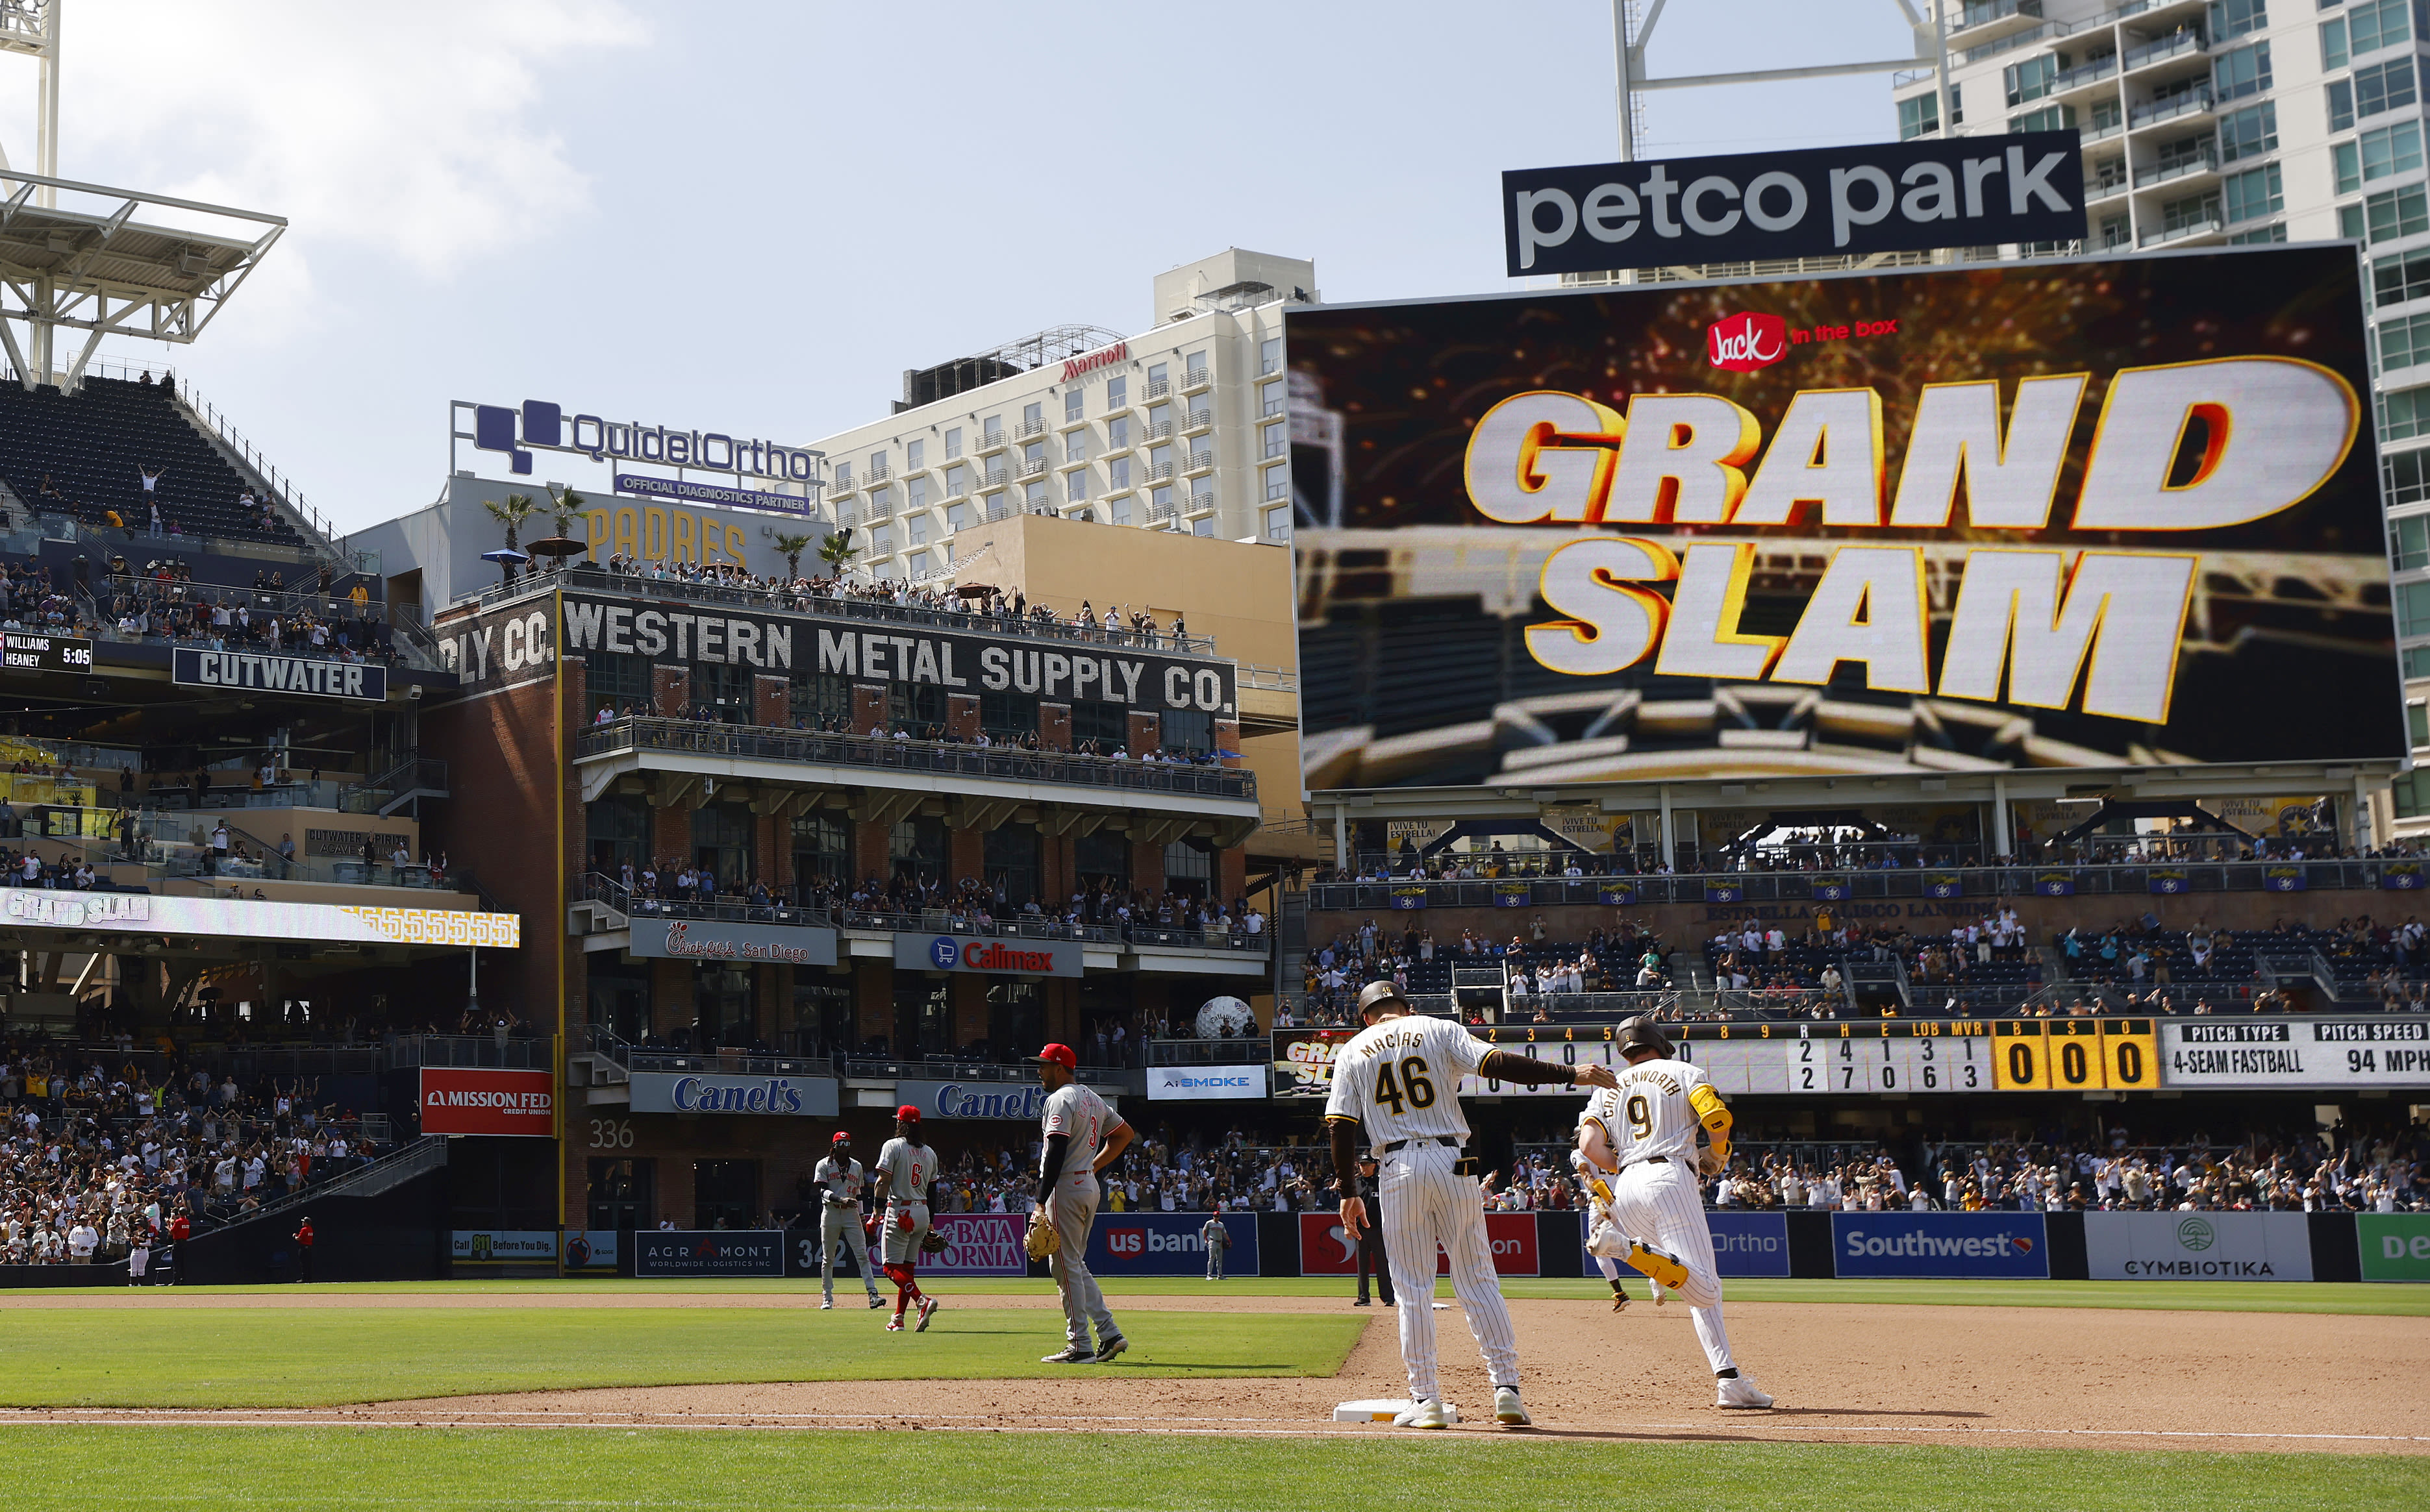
(0, 1043, 384, 1269)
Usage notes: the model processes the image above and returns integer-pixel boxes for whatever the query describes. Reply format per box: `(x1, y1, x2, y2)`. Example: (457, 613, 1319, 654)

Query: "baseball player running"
(814, 1131, 885, 1311)
(869, 1106, 941, 1333)
(1199, 1203, 1231, 1282)
(1576, 1016, 1774, 1409)
(1029, 1043, 1135, 1363)
(1327, 980, 1618, 1430)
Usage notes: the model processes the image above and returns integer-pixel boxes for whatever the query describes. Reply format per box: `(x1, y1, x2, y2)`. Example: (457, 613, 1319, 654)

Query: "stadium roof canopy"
(0, 169, 285, 392)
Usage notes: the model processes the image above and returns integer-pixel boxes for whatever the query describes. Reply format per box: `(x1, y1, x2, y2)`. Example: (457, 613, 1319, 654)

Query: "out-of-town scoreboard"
(1272, 1017, 2430, 1098)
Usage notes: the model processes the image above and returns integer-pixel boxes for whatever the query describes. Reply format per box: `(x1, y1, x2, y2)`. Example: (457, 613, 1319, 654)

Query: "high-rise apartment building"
(1895, 0, 2430, 831)
(811, 249, 1314, 584)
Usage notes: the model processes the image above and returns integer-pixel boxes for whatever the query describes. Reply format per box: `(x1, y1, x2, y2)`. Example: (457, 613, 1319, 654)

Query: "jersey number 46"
(1373, 1056, 1436, 1115)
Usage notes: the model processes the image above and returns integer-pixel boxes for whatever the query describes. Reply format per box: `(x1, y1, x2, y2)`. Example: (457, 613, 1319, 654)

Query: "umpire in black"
(1352, 1154, 1394, 1308)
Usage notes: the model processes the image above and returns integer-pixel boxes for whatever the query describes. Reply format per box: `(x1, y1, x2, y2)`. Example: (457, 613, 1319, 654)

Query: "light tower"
(0, 0, 58, 206)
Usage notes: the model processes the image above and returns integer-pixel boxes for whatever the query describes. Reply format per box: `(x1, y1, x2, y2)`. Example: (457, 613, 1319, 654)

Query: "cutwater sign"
(1831, 1212, 2049, 1278)
(173, 649, 387, 702)
(628, 1072, 840, 1118)
(894, 934, 1084, 979)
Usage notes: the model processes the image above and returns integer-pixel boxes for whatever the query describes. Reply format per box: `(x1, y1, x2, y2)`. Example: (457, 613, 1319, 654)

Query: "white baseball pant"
(1377, 1141, 1518, 1402)
(1596, 1159, 1738, 1374)
(881, 1202, 931, 1266)
(820, 1205, 880, 1302)
(1049, 1175, 1120, 1349)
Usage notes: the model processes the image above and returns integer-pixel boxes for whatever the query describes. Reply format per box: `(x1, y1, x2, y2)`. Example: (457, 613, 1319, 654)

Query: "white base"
(1333, 1398, 1461, 1423)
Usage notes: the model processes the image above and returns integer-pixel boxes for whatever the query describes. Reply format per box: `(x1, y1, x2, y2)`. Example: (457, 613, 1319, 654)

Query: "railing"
(142, 366, 362, 575)
(1951, 0, 2042, 34)
(1142, 419, 1174, 442)
(473, 562, 1221, 655)
(1309, 858, 2414, 910)
(1183, 409, 1213, 432)
(2135, 151, 2218, 187)
(840, 908, 1118, 945)
(386, 1033, 555, 1071)
(1014, 417, 1052, 440)
(2130, 85, 2214, 127)
(1144, 378, 1171, 400)
(1148, 1037, 1265, 1065)
(2049, 53, 2120, 93)
(2123, 27, 2203, 71)
(1962, 16, 2079, 65)
(586, 1026, 833, 1078)
(337, 756, 449, 815)
(842, 1055, 1129, 1087)
(2140, 214, 2222, 245)
(1125, 921, 1271, 955)
(976, 429, 1008, 452)
(577, 871, 831, 927)
(577, 715, 1260, 802)
(2088, 177, 2131, 201)
(1018, 457, 1050, 478)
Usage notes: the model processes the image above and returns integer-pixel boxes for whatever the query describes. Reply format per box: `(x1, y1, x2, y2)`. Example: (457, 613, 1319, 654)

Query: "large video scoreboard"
(1271, 1017, 2430, 1099)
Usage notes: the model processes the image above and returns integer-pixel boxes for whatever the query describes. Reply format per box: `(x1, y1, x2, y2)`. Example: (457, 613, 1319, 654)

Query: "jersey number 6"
(1373, 1056, 1436, 1115)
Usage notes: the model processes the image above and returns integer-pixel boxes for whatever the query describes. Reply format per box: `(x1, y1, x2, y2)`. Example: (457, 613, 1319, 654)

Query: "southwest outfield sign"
(1503, 133, 2085, 276)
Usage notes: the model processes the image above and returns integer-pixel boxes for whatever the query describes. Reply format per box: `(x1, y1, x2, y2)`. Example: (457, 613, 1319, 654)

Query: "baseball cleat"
(867, 1296, 886, 1309)
(1625, 1241, 1690, 1291)
(1042, 1345, 1096, 1363)
(819, 1300, 833, 1310)
(1493, 1386, 1531, 1427)
(884, 1317, 905, 1332)
(1393, 1398, 1449, 1430)
(1716, 1374, 1775, 1409)
(1653, 1283, 1668, 1308)
(1612, 1292, 1628, 1311)
(1093, 1333, 1129, 1363)
(916, 1296, 939, 1332)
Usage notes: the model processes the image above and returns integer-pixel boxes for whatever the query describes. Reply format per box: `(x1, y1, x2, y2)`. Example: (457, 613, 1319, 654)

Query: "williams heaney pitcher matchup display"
(4, 4, 2430, 1511)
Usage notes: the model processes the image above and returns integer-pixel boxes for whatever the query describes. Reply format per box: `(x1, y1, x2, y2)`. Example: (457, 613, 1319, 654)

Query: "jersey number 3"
(1373, 1056, 1436, 1116)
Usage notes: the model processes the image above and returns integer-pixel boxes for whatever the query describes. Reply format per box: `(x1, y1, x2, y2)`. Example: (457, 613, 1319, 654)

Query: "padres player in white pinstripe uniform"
(1577, 1017, 1774, 1409)
(1327, 980, 1617, 1430)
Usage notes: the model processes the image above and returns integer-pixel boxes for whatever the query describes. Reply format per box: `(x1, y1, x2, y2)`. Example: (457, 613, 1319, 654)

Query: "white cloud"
(64, 0, 645, 277)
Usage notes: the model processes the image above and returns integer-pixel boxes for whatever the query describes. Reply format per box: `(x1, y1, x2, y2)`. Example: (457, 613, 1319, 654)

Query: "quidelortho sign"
(892, 934, 1084, 979)
(1575, 1211, 1789, 1279)
(442, 591, 1238, 720)
(1831, 1212, 2049, 1279)
(2084, 1211, 2313, 1281)
(2358, 1213, 2430, 1282)
(171, 648, 388, 702)
(1146, 1065, 1269, 1101)
(1503, 132, 2085, 276)
(625, 918, 837, 965)
(466, 398, 821, 487)
(627, 1072, 840, 1118)
(2158, 1019, 2430, 1089)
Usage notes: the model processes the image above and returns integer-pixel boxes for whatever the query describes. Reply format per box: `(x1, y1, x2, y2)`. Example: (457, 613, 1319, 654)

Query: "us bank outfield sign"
(892, 934, 1084, 978)
(1503, 133, 2085, 276)
(173, 649, 386, 702)
(439, 592, 1236, 717)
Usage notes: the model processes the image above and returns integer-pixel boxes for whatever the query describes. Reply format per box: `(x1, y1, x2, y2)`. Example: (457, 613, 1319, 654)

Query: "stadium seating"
(0, 377, 305, 546)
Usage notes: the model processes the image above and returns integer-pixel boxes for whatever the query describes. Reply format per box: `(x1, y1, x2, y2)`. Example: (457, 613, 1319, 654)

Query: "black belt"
(1620, 1155, 1670, 1172)
(1382, 1136, 1460, 1153)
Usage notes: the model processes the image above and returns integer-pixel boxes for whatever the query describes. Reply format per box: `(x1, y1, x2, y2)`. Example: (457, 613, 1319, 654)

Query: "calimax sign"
(893, 933, 1084, 978)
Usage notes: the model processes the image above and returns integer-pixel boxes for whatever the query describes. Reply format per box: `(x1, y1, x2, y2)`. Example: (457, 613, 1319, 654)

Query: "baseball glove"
(1024, 1208, 1060, 1260)
(919, 1228, 947, 1256)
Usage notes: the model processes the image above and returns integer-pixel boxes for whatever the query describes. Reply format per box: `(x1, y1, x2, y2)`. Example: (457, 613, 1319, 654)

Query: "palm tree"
(774, 531, 815, 578)
(482, 492, 539, 552)
(816, 530, 859, 576)
(548, 486, 586, 539)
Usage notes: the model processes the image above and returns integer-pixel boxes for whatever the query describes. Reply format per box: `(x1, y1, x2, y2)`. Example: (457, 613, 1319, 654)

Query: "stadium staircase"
(1277, 889, 1308, 1021)
(163, 380, 357, 567)
(214, 1134, 452, 1232)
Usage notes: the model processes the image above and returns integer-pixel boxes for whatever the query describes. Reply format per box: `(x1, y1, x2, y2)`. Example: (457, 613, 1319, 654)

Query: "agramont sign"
(893, 934, 1084, 978)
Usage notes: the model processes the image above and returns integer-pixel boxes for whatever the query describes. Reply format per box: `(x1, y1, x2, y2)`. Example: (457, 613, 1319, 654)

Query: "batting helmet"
(1355, 980, 1409, 1019)
(1615, 1015, 1673, 1059)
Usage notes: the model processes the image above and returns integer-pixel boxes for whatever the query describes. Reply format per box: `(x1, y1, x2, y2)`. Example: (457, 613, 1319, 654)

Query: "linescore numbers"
(1451, 1020, 2159, 1098)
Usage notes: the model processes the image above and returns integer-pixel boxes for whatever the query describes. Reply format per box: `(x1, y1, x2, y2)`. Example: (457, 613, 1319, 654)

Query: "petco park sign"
(894, 934, 1084, 978)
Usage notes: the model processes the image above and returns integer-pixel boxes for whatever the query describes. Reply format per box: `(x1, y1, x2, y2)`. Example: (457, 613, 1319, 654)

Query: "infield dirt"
(12, 1293, 2422, 1454)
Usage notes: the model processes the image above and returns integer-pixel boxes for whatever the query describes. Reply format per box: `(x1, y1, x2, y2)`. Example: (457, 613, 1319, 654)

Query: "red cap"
(1029, 1043, 1077, 1071)
(831, 1131, 851, 1144)
(895, 1104, 921, 1122)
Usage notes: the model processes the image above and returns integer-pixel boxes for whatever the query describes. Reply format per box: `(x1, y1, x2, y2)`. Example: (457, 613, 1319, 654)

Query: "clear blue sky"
(31, 0, 1912, 532)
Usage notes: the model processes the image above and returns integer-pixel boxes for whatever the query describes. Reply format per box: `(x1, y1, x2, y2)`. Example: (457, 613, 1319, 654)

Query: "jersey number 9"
(1625, 1094, 1653, 1140)
(1373, 1056, 1436, 1115)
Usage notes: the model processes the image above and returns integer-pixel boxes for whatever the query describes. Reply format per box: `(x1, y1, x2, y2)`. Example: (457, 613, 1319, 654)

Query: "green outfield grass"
(29, 1275, 2427, 1315)
(0, 1307, 1365, 1409)
(0, 1430, 2418, 1511)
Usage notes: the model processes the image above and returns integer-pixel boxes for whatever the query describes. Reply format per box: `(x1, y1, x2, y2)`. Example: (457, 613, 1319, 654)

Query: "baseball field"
(1, 1278, 2424, 1509)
